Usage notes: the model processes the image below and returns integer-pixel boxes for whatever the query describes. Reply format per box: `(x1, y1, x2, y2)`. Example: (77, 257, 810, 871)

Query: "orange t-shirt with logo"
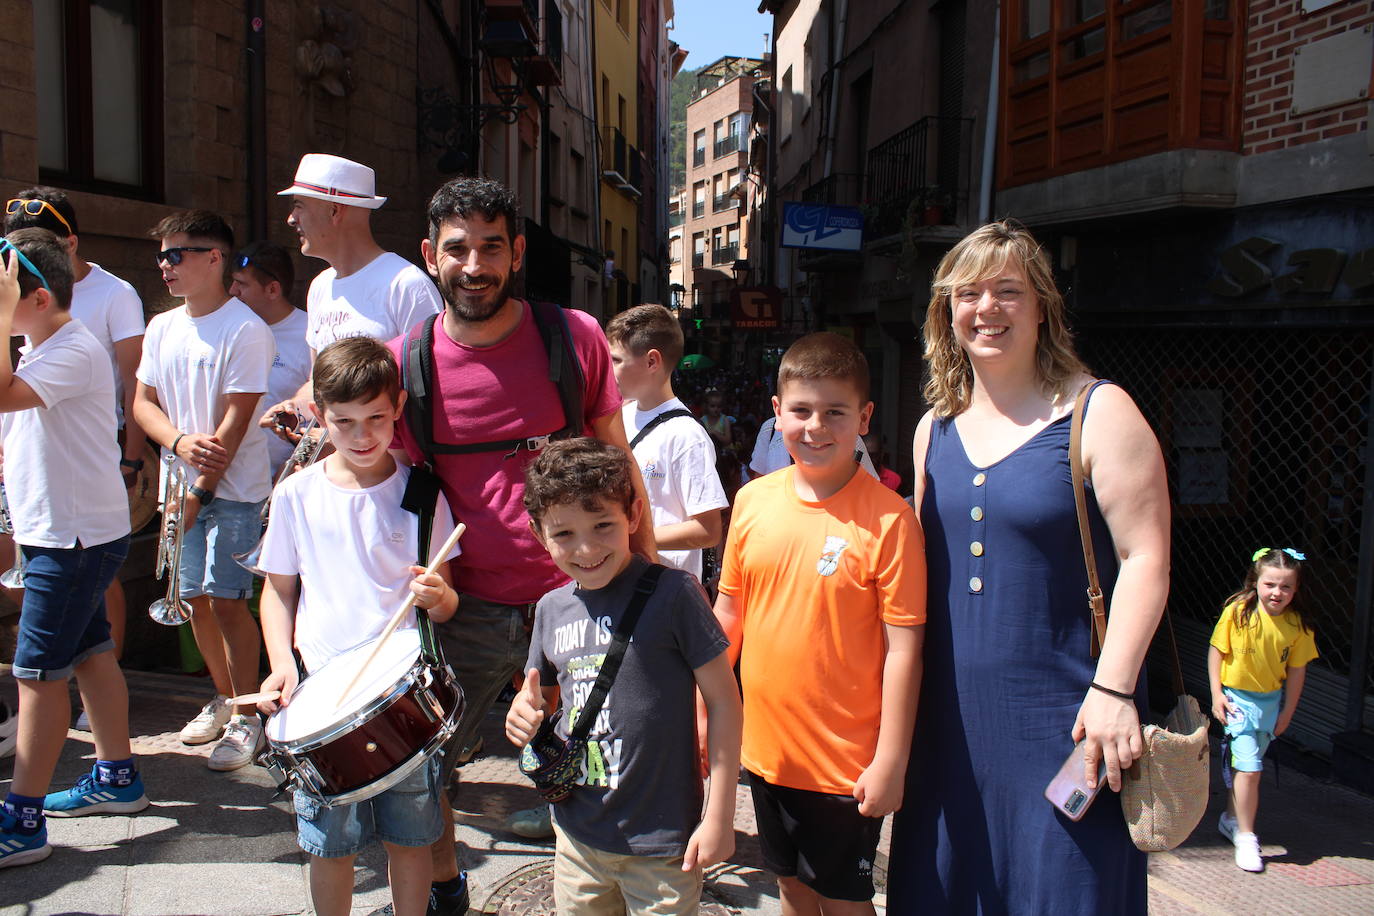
(719, 466, 926, 794)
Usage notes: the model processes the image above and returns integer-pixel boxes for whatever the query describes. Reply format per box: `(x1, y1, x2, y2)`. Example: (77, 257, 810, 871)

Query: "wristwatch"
(120, 458, 145, 472)
(187, 484, 216, 505)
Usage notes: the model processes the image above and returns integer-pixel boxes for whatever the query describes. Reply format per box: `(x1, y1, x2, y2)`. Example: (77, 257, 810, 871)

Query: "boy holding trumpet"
(132, 210, 275, 771)
(254, 336, 461, 916)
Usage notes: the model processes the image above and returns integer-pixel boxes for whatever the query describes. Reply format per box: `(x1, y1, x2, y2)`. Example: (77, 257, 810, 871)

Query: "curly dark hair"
(523, 438, 635, 527)
(427, 176, 521, 245)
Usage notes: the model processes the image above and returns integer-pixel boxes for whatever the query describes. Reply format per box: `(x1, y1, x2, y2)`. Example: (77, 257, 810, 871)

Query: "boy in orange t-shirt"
(714, 332, 925, 913)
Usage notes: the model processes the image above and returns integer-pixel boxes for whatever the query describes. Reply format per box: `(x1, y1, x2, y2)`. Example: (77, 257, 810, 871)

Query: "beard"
(439, 269, 517, 323)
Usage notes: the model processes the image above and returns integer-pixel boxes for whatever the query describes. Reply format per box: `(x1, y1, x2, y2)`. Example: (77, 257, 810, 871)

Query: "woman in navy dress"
(888, 222, 1170, 914)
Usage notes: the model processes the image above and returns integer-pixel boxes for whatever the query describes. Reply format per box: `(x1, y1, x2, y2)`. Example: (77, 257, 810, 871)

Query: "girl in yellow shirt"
(1208, 547, 1318, 874)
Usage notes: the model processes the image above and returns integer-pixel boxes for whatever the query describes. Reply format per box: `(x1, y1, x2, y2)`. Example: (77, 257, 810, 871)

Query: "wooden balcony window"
(999, 0, 1243, 188)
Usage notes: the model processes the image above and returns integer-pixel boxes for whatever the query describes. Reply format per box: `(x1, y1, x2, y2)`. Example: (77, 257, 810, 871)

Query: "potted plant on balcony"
(918, 187, 952, 226)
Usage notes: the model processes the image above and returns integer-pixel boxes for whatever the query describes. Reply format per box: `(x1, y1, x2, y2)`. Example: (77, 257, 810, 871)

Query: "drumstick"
(228, 689, 281, 706)
(338, 522, 466, 704)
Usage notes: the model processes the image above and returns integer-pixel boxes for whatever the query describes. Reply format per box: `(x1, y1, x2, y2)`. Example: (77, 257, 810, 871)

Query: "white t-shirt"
(2, 320, 130, 547)
(264, 308, 312, 472)
(257, 461, 462, 673)
(136, 298, 275, 503)
(749, 416, 879, 480)
(304, 252, 441, 352)
(623, 398, 729, 579)
(71, 263, 145, 420)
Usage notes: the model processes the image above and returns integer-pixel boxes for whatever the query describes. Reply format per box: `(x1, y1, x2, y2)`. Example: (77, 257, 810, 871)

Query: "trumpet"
(0, 483, 25, 590)
(233, 417, 330, 576)
(149, 457, 192, 626)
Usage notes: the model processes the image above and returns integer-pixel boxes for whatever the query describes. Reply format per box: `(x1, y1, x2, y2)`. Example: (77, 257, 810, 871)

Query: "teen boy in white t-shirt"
(133, 210, 275, 773)
(606, 305, 727, 581)
(0, 230, 146, 870)
(230, 240, 311, 475)
(255, 336, 461, 916)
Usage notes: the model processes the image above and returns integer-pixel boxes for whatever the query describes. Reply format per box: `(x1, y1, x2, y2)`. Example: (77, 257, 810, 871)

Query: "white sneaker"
(1234, 831, 1263, 872)
(1218, 811, 1238, 843)
(0, 701, 16, 759)
(207, 715, 263, 772)
(74, 709, 91, 731)
(179, 695, 231, 745)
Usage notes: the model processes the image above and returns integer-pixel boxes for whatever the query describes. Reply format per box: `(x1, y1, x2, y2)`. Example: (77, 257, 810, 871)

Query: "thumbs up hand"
(505, 668, 549, 748)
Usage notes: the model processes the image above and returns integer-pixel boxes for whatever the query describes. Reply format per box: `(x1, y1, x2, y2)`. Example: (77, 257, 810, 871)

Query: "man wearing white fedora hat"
(259, 153, 440, 426)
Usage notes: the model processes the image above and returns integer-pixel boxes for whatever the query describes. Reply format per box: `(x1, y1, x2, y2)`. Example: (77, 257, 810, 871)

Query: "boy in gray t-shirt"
(506, 438, 742, 914)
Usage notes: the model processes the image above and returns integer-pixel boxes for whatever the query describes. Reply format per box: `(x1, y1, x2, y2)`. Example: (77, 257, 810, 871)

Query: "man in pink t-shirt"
(388, 176, 654, 912)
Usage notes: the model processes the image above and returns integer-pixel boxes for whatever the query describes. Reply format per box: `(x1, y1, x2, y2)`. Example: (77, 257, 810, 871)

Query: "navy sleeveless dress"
(888, 388, 1147, 915)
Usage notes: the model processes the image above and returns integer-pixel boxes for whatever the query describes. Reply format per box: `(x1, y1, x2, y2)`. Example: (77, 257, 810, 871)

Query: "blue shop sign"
(782, 202, 864, 252)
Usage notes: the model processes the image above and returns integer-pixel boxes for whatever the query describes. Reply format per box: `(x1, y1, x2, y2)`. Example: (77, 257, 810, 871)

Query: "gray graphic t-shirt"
(527, 555, 730, 856)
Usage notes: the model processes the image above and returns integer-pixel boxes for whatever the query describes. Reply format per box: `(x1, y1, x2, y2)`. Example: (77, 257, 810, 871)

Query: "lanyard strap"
(568, 564, 666, 743)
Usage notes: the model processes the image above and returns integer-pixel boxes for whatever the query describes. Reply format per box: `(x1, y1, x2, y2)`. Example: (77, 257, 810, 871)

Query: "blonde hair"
(922, 220, 1089, 417)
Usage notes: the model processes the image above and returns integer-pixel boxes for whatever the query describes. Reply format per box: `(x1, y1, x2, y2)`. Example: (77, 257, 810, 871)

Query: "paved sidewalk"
(1, 666, 1372, 914)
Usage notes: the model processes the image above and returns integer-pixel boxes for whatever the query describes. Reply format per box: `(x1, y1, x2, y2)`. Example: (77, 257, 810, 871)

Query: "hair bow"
(1251, 547, 1306, 563)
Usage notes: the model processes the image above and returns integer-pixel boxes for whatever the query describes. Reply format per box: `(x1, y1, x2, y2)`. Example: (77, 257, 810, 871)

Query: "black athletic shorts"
(747, 770, 883, 902)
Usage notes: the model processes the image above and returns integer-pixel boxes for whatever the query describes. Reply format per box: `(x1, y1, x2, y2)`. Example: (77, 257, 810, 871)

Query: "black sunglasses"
(156, 246, 214, 267)
(235, 252, 281, 286)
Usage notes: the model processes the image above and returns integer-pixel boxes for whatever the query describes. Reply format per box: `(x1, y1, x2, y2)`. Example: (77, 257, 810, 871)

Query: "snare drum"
(261, 628, 462, 807)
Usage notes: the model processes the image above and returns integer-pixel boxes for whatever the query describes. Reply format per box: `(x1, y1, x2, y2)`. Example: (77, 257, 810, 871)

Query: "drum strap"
(401, 465, 445, 668)
(568, 564, 666, 744)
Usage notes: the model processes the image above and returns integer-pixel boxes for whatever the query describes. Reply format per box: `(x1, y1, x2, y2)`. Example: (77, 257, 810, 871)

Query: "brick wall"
(0, 0, 441, 312)
(1243, 0, 1374, 153)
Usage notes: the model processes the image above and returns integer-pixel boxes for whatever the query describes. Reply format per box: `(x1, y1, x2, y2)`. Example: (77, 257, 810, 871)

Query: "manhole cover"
(482, 861, 738, 914)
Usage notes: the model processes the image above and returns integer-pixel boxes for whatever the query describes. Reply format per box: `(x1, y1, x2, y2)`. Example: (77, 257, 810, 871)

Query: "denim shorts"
(294, 756, 443, 858)
(177, 497, 264, 600)
(1224, 686, 1282, 772)
(435, 594, 532, 782)
(13, 536, 131, 680)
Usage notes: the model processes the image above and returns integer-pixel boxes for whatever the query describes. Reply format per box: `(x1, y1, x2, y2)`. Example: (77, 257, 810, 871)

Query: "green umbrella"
(679, 353, 715, 369)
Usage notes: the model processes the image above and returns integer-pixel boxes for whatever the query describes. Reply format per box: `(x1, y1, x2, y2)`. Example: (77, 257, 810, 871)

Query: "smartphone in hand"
(1044, 740, 1104, 821)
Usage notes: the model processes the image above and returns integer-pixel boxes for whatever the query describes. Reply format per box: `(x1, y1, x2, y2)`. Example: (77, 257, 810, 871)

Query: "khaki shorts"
(553, 821, 703, 915)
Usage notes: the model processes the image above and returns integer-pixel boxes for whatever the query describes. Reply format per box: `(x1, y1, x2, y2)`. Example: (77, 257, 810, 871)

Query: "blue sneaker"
(0, 809, 51, 869)
(43, 768, 149, 818)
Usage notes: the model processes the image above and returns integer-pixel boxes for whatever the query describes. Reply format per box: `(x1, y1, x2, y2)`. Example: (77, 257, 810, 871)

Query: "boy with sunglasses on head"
(132, 210, 276, 772)
(0, 230, 147, 869)
(229, 241, 310, 476)
(5, 188, 147, 669)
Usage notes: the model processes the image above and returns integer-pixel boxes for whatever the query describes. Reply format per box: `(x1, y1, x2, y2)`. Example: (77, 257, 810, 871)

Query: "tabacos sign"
(1207, 237, 1374, 298)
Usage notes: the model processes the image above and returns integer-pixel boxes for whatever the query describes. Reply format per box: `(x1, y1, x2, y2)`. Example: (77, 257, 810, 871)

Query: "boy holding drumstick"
(254, 336, 461, 916)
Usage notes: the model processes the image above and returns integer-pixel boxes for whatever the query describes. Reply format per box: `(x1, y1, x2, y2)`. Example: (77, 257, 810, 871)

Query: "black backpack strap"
(400, 464, 445, 667)
(400, 314, 439, 471)
(530, 300, 585, 442)
(567, 564, 666, 743)
(629, 408, 696, 449)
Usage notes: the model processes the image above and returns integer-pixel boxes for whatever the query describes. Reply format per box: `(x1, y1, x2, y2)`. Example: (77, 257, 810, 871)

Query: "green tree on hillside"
(669, 66, 698, 194)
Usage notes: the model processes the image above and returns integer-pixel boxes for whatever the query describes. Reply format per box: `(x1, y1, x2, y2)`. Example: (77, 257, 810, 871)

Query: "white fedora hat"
(277, 153, 387, 209)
